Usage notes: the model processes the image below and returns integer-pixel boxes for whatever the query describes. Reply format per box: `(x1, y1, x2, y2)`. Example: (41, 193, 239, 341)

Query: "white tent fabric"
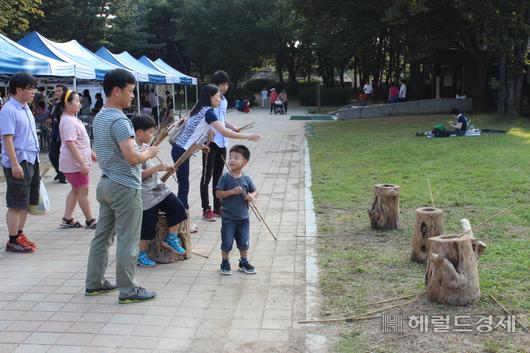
(0, 33, 76, 77)
(154, 58, 197, 85)
(94, 47, 149, 82)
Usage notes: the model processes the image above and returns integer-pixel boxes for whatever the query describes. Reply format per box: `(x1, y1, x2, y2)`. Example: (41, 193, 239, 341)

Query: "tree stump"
(425, 233, 486, 305)
(147, 214, 191, 263)
(368, 184, 400, 230)
(411, 207, 444, 262)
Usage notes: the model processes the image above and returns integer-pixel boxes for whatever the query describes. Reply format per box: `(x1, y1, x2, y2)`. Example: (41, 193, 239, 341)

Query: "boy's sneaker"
(202, 208, 216, 222)
(6, 239, 34, 253)
(238, 259, 256, 274)
(137, 250, 157, 267)
(85, 280, 117, 296)
(119, 287, 157, 304)
(220, 261, 232, 275)
(163, 234, 186, 255)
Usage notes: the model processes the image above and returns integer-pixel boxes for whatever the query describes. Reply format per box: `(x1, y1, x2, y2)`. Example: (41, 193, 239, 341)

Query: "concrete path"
(0, 105, 314, 353)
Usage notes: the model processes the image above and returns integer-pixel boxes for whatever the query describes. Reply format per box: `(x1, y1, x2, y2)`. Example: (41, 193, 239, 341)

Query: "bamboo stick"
(238, 122, 255, 132)
(489, 294, 529, 332)
(456, 204, 515, 238)
(221, 156, 277, 241)
(160, 136, 206, 183)
(192, 250, 209, 259)
(427, 177, 435, 208)
(298, 300, 415, 324)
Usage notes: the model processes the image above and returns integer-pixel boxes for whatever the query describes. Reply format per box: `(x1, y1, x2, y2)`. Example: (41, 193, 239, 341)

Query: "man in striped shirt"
(85, 69, 160, 304)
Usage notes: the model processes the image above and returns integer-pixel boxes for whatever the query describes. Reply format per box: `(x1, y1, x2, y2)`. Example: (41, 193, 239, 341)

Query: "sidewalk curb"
(304, 137, 328, 353)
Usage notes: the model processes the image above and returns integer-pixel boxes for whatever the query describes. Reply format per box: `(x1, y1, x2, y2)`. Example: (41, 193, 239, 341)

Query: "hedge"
(299, 87, 355, 106)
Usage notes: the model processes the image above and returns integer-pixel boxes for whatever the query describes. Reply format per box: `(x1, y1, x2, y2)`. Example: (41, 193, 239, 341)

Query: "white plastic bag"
(29, 180, 50, 215)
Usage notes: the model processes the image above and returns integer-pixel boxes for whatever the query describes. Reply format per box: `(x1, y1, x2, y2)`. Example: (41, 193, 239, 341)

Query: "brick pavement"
(0, 106, 314, 353)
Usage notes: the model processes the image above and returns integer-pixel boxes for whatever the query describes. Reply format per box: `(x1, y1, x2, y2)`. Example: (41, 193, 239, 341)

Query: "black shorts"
(141, 192, 188, 240)
(3, 160, 40, 209)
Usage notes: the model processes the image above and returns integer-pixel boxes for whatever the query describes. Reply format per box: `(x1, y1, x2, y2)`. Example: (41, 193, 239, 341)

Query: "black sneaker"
(238, 259, 256, 274)
(85, 280, 117, 296)
(119, 287, 157, 304)
(220, 261, 232, 275)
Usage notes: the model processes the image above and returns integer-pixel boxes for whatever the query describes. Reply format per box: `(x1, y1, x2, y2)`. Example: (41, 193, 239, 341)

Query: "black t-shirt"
(457, 115, 467, 131)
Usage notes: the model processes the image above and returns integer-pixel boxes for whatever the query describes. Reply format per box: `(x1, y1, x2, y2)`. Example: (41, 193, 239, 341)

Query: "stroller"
(273, 99, 284, 115)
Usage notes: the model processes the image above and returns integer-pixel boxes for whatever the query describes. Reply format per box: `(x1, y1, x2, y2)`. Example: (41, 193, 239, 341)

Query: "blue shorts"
(221, 218, 250, 252)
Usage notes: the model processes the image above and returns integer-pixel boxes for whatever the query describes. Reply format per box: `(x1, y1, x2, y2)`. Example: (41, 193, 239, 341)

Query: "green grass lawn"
(308, 114, 530, 353)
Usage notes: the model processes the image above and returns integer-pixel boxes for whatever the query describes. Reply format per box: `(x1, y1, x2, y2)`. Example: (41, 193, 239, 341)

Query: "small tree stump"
(425, 233, 486, 305)
(411, 207, 444, 262)
(368, 184, 400, 230)
(147, 214, 191, 263)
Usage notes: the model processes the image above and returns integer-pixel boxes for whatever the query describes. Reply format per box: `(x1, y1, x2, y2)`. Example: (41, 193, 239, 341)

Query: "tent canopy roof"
(95, 47, 149, 82)
(153, 58, 197, 85)
(0, 33, 76, 77)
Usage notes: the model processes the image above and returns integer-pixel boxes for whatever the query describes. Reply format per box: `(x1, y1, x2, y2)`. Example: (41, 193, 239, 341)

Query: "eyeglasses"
(24, 87, 36, 92)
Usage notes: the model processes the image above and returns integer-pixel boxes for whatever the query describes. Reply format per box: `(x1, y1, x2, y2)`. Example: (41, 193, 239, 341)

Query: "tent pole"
(156, 87, 160, 122)
(136, 85, 140, 114)
(73, 77, 77, 91)
(172, 84, 176, 113)
(185, 86, 188, 111)
(195, 83, 198, 102)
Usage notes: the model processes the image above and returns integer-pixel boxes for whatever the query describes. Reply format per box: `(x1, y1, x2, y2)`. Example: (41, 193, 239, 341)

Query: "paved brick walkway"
(0, 106, 312, 353)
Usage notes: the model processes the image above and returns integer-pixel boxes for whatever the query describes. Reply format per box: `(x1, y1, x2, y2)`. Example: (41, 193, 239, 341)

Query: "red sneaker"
(6, 239, 34, 253)
(202, 209, 216, 222)
(213, 210, 222, 217)
(18, 234, 37, 250)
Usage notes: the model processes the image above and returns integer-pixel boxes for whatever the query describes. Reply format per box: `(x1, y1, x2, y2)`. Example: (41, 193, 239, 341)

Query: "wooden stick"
(192, 250, 209, 259)
(160, 136, 206, 183)
(427, 177, 435, 208)
(298, 300, 415, 324)
(359, 292, 422, 307)
(489, 294, 529, 332)
(238, 122, 255, 132)
(221, 156, 277, 241)
(456, 204, 516, 238)
(202, 130, 215, 185)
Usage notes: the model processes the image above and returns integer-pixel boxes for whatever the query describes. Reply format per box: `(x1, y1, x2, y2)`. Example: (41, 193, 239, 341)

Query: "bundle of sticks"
(150, 111, 190, 147)
(237, 122, 255, 132)
(221, 156, 277, 241)
(160, 135, 207, 183)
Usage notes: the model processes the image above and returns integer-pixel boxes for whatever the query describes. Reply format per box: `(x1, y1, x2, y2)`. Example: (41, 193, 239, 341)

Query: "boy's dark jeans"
(221, 218, 250, 252)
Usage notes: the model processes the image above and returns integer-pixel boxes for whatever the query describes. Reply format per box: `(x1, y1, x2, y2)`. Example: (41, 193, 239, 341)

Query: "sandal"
(60, 218, 82, 228)
(85, 219, 97, 229)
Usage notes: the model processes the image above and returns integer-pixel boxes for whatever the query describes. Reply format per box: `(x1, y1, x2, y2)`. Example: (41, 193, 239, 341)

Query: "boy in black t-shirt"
(216, 145, 258, 275)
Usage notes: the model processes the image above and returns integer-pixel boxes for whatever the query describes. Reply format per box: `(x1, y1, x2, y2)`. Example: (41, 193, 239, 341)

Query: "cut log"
(368, 184, 400, 230)
(425, 233, 486, 305)
(411, 207, 444, 262)
(147, 213, 191, 263)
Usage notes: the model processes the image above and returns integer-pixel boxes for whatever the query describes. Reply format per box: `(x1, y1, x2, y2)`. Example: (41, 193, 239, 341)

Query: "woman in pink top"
(58, 90, 97, 229)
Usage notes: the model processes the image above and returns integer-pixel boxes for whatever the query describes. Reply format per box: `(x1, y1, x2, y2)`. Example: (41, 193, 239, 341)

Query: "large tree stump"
(411, 207, 444, 262)
(147, 214, 191, 263)
(368, 184, 400, 230)
(425, 232, 486, 305)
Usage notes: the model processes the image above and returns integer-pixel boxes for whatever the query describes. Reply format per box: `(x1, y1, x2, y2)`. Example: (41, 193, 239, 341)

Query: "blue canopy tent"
(94, 47, 149, 83)
(0, 33, 76, 77)
(138, 55, 197, 111)
(153, 58, 198, 110)
(17, 32, 97, 84)
(95, 47, 175, 114)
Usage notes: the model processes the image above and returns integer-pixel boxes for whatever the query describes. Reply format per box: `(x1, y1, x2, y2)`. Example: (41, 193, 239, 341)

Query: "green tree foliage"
(0, 0, 42, 38)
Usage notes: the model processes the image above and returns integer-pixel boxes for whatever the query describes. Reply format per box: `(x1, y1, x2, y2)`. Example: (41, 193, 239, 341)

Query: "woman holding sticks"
(170, 84, 260, 232)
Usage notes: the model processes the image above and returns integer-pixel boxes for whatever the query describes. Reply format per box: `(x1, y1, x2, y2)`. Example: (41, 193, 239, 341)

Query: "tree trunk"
(410, 207, 444, 263)
(472, 59, 490, 112)
(368, 184, 400, 230)
(425, 232, 486, 306)
(147, 214, 191, 263)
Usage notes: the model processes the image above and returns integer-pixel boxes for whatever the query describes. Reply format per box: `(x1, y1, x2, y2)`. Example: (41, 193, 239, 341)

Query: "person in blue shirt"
(216, 145, 258, 275)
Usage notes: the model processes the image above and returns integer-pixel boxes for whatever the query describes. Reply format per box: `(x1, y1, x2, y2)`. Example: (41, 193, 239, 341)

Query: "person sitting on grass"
(216, 144, 258, 275)
(448, 108, 468, 136)
(132, 114, 187, 267)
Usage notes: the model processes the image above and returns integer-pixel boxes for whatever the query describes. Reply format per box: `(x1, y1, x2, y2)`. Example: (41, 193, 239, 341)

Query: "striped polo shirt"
(93, 108, 141, 189)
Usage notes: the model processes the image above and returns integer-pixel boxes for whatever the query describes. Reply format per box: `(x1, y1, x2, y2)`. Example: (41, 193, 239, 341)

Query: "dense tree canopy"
(1, 0, 529, 113)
